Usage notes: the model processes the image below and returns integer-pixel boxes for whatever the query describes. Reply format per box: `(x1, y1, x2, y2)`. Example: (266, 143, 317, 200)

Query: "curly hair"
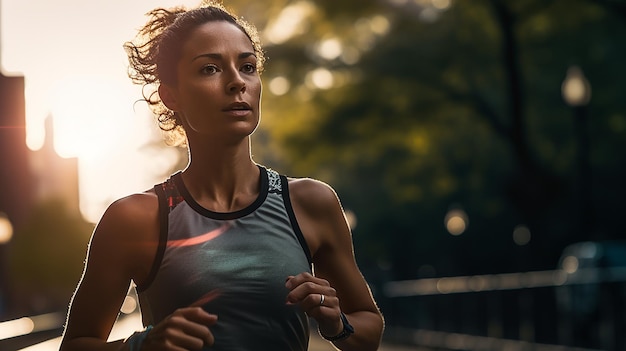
(124, 1, 265, 145)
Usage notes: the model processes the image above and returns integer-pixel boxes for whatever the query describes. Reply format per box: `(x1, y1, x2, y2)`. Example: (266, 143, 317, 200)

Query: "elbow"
(357, 312, 385, 351)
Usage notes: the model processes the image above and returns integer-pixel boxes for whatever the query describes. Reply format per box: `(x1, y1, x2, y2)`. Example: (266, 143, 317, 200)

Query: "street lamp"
(561, 65, 592, 240)
(562, 66, 591, 106)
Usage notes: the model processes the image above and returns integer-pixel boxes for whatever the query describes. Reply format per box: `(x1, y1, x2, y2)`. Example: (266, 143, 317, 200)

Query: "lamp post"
(561, 65, 592, 241)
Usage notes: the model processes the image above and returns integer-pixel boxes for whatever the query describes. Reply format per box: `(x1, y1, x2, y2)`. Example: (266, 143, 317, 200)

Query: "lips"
(223, 102, 251, 111)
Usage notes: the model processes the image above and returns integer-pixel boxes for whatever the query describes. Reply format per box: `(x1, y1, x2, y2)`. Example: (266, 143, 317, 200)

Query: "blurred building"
(0, 71, 34, 318)
(1, 73, 80, 322)
(0, 72, 34, 232)
(0, 73, 80, 317)
(30, 115, 79, 213)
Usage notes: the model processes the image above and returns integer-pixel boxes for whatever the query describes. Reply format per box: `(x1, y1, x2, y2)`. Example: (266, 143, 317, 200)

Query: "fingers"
(149, 325, 208, 350)
(178, 307, 218, 330)
(178, 307, 217, 346)
(286, 272, 330, 289)
(145, 307, 217, 350)
(285, 272, 344, 337)
(285, 273, 338, 312)
(288, 290, 339, 312)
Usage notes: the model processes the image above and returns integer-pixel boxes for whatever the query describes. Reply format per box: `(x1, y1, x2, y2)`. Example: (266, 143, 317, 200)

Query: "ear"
(158, 84, 180, 111)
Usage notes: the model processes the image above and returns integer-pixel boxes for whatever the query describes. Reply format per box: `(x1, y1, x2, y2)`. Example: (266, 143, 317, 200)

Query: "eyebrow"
(192, 52, 256, 62)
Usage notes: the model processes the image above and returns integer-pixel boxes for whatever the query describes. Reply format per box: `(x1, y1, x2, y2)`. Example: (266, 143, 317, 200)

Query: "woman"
(60, 2, 384, 350)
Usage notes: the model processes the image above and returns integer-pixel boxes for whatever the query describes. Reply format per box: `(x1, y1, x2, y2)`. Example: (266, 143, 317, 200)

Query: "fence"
(381, 266, 626, 350)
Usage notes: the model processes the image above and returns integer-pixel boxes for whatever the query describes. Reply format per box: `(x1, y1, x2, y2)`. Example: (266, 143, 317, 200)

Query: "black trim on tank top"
(172, 165, 269, 220)
(136, 184, 170, 292)
(280, 175, 313, 265)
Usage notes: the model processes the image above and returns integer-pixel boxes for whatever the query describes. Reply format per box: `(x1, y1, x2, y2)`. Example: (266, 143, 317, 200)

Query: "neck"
(180, 137, 260, 212)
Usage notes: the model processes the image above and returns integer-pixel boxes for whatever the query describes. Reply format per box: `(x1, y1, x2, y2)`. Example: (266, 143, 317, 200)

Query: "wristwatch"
(320, 312, 354, 341)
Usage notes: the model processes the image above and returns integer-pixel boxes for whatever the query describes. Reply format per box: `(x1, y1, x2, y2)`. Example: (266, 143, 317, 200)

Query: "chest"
(157, 205, 311, 307)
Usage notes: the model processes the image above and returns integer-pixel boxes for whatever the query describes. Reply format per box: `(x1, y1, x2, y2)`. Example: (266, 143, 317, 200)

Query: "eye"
(241, 63, 257, 74)
(200, 65, 219, 75)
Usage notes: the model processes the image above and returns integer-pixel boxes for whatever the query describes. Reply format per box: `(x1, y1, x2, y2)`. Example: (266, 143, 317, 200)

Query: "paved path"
(309, 332, 419, 351)
(14, 313, 418, 351)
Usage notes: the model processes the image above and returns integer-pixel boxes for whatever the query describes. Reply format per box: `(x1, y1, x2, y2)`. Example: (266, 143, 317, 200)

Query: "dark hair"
(124, 1, 265, 145)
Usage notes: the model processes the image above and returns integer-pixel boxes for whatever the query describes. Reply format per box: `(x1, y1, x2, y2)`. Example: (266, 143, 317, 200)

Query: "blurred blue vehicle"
(556, 240, 626, 350)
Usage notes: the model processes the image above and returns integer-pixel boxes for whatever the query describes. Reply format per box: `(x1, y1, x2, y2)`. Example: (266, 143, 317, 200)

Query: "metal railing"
(0, 312, 64, 350)
(385, 267, 626, 296)
(381, 267, 626, 350)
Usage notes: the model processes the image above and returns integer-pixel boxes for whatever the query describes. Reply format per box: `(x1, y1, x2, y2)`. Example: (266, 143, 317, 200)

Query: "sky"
(1, 0, 200, 222)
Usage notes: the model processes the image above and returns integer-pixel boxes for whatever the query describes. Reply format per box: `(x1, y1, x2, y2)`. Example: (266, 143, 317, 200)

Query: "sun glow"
(1, 0, 199, 222)
(50, 75, 133, 160)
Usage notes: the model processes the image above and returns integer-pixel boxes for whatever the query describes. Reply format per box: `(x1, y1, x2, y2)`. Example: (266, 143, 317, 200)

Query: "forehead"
(181, 21, 254, 58)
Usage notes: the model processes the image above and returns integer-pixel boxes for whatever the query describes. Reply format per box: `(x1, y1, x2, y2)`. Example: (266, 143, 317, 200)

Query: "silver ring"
(319, 294, 325, 306)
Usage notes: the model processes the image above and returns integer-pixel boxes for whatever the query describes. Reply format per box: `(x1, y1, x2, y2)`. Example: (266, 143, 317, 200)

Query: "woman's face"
(166, 20, 262, 143)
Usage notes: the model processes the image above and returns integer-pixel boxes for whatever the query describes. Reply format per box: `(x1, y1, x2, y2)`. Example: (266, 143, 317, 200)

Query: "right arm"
(59, 193, 216, 351)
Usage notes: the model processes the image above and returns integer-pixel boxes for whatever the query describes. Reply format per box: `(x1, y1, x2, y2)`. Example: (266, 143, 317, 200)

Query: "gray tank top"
(137, 165, 313, 350)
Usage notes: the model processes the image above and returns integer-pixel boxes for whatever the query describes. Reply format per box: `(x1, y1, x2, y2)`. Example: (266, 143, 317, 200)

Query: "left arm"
(286, 178, 384, 351)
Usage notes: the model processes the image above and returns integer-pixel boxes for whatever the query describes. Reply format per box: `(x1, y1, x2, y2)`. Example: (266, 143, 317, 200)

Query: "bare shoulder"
(90, 190, 159, 247)
(287, 177, 341, 214)
(61, 190, 160, 344)
(287, 177, 349, 258)
(88, 190, 160, 279)
(103, 190, 158, 224)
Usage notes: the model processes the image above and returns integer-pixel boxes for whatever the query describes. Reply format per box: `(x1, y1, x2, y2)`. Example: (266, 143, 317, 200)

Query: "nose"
(226, 71, 246, 95)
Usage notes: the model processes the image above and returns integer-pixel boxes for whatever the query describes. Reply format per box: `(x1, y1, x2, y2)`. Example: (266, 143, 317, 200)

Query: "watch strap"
(320, 312, 354, 342)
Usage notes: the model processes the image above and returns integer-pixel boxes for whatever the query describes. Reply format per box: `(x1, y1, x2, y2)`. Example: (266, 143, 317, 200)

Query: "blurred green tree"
(236, 0, 626, 279)
(8, 198, 93, 316)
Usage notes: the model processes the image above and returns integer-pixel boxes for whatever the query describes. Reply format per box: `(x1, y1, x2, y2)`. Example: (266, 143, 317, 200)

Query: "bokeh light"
(513, 225, 531, 246)
(306, 68, 334, 90)
(268, 76, 291, 96)
(340, 47, 361, 65)
(561, 255, 579, 274)
(0, 212, 14, 244)
(344, 209, 358, 230)
(561, 65, 591, 106)
(263, 1, 316, 45)
(444, 208, 468, 235)
(0, 317, 34, 339)
(431, 0, 452, 10)
(368, 15, 391, 36)
(120, 296, 138, 314)
(317, 38, 343, 60)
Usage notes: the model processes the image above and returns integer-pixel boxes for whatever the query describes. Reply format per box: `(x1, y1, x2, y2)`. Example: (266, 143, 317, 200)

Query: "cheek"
(249, 81, 263, 102)
(180, 84, 217, 110)
(176, 92, 214, 132)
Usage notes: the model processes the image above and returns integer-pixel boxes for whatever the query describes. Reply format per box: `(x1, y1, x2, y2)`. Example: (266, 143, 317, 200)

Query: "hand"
(141, 307, 217, 351)
(285, 272, 343, 338)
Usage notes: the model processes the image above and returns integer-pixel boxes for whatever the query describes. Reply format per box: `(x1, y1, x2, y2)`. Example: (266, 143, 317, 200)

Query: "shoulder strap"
(280, 175, 313, 265)
(135, 180, 170, 292)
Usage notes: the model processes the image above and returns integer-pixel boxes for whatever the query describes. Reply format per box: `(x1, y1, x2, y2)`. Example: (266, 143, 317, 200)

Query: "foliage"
(7, 198, 94, 315)
(234, 0, 626, 279)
